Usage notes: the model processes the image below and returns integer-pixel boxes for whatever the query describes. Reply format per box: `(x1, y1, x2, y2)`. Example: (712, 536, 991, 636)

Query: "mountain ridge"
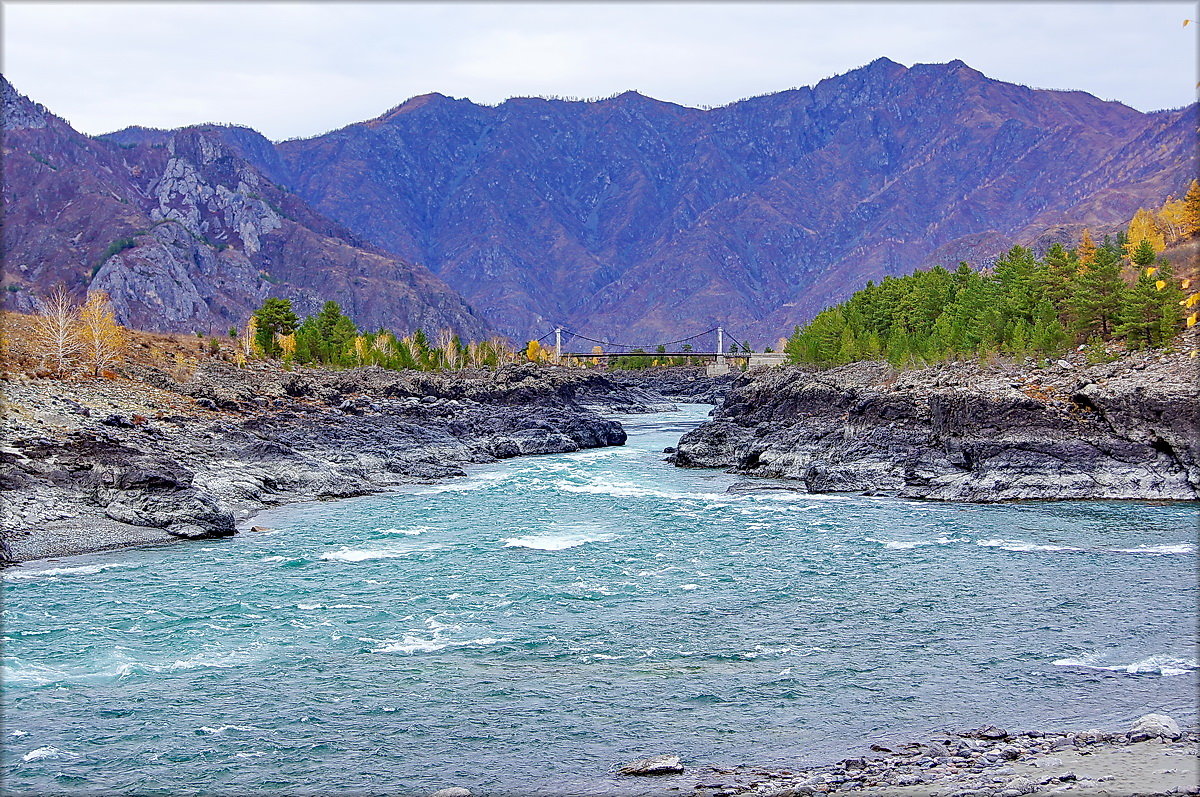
(4, 60, 1195, 343)
(2, 76, 489, 338)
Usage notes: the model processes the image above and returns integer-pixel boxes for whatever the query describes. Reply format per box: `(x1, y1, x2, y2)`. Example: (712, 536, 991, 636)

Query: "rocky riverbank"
(606, 367, 738, 405)
(611, 715, 1198, 797)
(673, 345, 1200, 501)
(0, 363, 677, 564)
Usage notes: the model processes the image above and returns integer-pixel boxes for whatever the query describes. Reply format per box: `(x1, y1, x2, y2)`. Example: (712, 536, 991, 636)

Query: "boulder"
(1130, 713, 1182, 740)
(618, 754, 685, 775)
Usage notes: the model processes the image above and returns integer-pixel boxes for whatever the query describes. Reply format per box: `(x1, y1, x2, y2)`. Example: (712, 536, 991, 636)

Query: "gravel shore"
(608, 718, 1198, 797)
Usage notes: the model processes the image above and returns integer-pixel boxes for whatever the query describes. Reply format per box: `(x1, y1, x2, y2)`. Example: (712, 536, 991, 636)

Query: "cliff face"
(1, 78, 488, 338)
(275, 59, 1197, 341)
(672, 350, 1200, 501)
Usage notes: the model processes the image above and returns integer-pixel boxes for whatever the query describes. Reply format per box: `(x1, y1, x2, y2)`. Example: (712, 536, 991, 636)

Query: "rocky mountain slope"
(673, 346, 1200, 501)
(1, 77, 487, 337)
(4, 61, 1195, 344)
(271, 59, 1195, 341)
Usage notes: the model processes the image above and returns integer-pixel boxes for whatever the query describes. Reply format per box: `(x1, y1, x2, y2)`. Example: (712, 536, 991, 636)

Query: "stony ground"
(595, 718, 1199, 797)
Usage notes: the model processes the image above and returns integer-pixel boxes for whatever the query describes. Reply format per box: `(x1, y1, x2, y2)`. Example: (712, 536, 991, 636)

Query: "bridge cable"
(557, 326, 721, 352)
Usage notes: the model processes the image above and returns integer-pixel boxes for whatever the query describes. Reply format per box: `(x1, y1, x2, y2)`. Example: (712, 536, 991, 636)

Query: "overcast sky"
(3, 1, 1195, 141)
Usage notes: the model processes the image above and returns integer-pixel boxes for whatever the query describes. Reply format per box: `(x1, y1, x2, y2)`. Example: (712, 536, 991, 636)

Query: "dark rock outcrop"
(673, 349, 1199, 501)
(602, 367, 736, 405)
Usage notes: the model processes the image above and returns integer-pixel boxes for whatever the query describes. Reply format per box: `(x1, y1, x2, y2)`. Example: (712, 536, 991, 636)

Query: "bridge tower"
(555, 328, 562, 364)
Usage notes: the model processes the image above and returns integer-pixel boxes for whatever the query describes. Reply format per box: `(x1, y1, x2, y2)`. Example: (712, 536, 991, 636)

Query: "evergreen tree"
(1031, 299, 1070, 356)
(252, 298, 299, 358)
(1069, 247, 1124, 339)
(1117, 259, 1184, 348)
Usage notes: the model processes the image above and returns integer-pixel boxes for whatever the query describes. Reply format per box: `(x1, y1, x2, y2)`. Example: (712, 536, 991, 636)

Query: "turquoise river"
(3, 406, 1197, 795)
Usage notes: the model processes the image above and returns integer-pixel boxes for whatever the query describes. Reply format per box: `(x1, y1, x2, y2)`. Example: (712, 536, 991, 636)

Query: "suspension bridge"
(529, 326, 785, 372)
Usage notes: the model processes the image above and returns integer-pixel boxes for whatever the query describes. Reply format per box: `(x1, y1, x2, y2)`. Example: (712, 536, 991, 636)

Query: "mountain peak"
(374, 92, 458, 122)
(1, 75, 51, 131)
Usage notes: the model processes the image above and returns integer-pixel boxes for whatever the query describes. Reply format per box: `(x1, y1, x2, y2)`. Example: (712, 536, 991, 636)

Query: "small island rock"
(1130, 713, 1182, 740)
(618, 754, 685, 775)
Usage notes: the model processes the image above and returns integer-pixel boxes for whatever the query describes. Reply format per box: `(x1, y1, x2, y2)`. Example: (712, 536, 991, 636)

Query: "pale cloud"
(2, 1, 1194, 140)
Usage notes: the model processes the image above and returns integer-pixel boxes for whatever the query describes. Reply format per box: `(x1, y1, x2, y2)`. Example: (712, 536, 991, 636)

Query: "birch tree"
(31, 287, 82, 376)
(78, 290, 126, 376)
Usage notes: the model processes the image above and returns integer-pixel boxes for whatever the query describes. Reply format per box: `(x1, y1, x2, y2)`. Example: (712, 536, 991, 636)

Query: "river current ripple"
(3, 406, 1197, 795)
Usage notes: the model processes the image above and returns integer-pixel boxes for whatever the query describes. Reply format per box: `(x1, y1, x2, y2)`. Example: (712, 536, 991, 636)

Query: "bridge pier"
(706, 357, 731, 376)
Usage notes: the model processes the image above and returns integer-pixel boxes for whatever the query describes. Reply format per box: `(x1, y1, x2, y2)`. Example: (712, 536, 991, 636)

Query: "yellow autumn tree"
(1125, 208, 1166, 257)
(353, 334, 369, 365)
(1157, 195, 1189, 243)
(31, 286, 82, 376)
(1077, 228, 1097, 269)
(436, 329, 461, 370)
(78, 290, 126, 376)
(277, 331, 297, 362)
(1182, 179, 1200, 237)
(525, 339, 544, 362)
(240, 316, 259, 361)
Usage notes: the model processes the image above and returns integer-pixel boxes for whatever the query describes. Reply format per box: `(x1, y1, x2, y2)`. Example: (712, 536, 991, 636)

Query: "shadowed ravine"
(2, 406, 1197, 796)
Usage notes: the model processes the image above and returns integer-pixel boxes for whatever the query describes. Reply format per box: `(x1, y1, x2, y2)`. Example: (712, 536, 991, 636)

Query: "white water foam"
(1107, 543, 1197, 555)
(412, 471, 511, 494)
(868, 536, 968, 549)
(978, 540, 1196, 556)
(197, 724, 261, 735)
(376, 526, 430, 536)
(555, 477, 847, 505)
(21, 746, 68, 762)
(504, 532, 616, 551)
(976, 539, 1081, 553)
(867, 538, 934, 550)
(371, 635, 508, 654)
(296, 603, 371, 610)
(2, 647, 263, 687)
(320, 543, 441, 562)
(1052, 654, 1199, 677)
(4, 562, 139, 580)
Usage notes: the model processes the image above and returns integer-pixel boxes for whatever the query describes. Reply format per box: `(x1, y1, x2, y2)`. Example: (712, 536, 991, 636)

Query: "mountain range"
(3, 58, 1195, 344)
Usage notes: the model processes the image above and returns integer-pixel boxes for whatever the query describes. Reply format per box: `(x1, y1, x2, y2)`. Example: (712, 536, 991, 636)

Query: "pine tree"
(1130, 239, 1157, 269)
(252, 298, 299, 358)
(298, 300, 357, 364)
(1069, 246, 1125, 338)
(1116, 260, 1182, 348)
(1031, 299, 1069, 356)
(993, 245, 1041, 321)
